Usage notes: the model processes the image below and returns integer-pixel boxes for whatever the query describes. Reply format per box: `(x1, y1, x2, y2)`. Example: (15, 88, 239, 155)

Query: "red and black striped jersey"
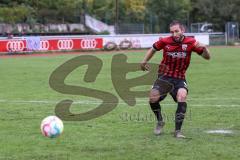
(153, 36, 204, 79)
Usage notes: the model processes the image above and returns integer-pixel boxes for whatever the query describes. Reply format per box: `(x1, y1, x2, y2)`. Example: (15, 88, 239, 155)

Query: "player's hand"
(194, 41, 207, 49)
(140, 61, 150, 71)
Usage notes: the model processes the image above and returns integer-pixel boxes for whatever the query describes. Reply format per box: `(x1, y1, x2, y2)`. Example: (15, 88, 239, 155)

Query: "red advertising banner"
(0, 38, 103, 54)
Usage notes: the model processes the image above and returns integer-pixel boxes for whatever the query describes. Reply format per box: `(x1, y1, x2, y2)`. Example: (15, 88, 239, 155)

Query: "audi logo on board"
(80, 39, 97, 49)
(7, 40, 25, 52)
(40, 40, 50, 50)
(1, 38, 103, 53)
(57, 39, 73, 50)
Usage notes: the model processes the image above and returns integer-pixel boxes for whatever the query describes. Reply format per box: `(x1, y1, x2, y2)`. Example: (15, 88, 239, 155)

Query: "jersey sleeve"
(153, 38, 165, 51)
(191, 39, 204, 55)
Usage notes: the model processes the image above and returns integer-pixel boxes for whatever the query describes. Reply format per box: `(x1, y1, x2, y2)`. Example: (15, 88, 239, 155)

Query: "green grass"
(0, 47, 240, 160)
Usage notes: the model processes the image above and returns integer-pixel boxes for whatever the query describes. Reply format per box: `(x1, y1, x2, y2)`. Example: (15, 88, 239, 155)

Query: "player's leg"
(149, 76, 173, 135)
(149, 89, 166, 135)
(170, 79, 188, 138)
(175, 88, 187, 138)
(149, 89, 165, 122)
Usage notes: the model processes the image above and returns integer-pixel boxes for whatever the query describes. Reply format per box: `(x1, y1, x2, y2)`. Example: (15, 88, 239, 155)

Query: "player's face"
(170, 24, 184, 42)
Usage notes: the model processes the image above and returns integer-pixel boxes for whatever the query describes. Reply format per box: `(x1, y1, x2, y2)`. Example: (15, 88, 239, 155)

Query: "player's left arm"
(194, 42, 211, 60)
(201, 45, 210, 60)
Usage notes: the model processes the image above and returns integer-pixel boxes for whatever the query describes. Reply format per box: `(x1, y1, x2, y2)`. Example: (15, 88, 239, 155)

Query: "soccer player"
(140, 21, 210, 138)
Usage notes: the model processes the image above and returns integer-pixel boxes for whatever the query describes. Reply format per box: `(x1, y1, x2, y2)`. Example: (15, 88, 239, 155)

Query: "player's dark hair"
(169, 20, 185, 30)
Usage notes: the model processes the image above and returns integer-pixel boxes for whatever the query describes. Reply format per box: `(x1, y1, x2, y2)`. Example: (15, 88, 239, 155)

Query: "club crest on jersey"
(182, 44, 188, 51)
(165, 45, 170, 51)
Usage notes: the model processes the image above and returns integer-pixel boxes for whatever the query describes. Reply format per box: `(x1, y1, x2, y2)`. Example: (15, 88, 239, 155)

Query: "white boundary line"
(0, 99, 239, 107)
(205, 129, 234, 134)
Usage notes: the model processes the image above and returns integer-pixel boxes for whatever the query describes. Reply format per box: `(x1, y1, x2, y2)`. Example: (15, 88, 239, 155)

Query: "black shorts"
(152, 74, 188, 102)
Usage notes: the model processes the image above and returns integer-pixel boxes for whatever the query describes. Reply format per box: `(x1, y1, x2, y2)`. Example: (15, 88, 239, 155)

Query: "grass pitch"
(0, 47, 240, 160)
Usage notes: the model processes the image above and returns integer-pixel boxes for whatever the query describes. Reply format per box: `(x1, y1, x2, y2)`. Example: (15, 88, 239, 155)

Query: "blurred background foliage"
(0, 0, 239, 33)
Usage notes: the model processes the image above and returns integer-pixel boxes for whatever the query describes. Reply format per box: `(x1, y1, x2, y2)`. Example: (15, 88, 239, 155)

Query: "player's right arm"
(140, 47, 157, 71)
(140, 38, 165, 71)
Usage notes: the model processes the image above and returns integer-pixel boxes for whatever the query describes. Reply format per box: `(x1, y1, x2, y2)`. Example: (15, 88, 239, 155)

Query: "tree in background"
(33, 0, 83, 23)
(190, 0, 240, 31)
(0, 2, 34, 24)
(0, 0, 239, 33)
(145, 0, 191, 33)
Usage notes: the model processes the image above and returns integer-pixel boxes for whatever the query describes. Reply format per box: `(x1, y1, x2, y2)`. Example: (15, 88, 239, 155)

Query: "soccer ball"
(40, 115, 64, 138)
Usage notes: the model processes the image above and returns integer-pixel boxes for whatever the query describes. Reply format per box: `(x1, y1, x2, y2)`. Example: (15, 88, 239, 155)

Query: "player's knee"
(177, 94, 187, 102)
(177, 88, 187, 102)
(149, 95, 160, 103)
(149, 89, 160, 103)
(149, 97, 159, 103)
(177, 95, 187, 102)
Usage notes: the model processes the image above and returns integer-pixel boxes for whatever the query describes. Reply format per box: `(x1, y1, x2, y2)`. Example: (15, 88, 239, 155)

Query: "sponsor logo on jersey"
(167, 52, 186, 58)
